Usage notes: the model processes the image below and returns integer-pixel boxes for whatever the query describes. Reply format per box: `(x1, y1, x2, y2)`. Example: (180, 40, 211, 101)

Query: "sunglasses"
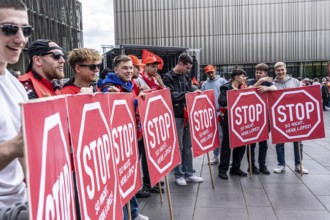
(78, 64, 101, 71)
(0, 24, 33, 37)
(41, 52, 65, 60)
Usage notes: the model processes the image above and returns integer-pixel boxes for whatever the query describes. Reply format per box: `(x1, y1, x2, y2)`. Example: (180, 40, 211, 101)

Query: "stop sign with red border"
(108, 93, 142, 205)
(268, 85, 325, 144)
(138, 89, 181, 187)
(67, 93, 123, 220)
(22, 97, 76, 220)
(185, 90, 220, 157)
(227, 88, 269, 148)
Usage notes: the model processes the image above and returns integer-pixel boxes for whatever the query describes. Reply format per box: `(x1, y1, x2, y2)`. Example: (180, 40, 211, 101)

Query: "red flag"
(142, 49, 164, 70)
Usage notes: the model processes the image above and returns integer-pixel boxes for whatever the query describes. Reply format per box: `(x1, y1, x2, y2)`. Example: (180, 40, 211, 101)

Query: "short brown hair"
(255, 63, 269, 72)
(0, 0, 27, 10)
(68, 48, 102, 70)
(178, 53, 193, 65)
(274, 62, 286, 70)
(113, 55, 131, 67)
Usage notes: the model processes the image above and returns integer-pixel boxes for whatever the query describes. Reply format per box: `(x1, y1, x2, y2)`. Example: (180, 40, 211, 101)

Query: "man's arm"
(0, 131, 24, 171)
(163, 74, 186, 103)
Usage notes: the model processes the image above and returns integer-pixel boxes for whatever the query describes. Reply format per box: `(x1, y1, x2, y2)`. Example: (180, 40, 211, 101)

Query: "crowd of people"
(1, 1, 329, 219)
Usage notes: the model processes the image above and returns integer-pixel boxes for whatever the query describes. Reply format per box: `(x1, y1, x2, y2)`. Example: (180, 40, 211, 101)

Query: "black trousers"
(246, 140, 268, 168)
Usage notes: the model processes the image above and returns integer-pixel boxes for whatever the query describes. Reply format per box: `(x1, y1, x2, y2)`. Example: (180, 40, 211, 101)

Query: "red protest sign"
(108, 93, 142, 205)
(185, 90, 220, 157)
(227, 88, 269, 148)
(268, 85, 325, 143)
(138, 89, 181, 186)
(67, 93, 123, 220)
(22, 96, 76, 220)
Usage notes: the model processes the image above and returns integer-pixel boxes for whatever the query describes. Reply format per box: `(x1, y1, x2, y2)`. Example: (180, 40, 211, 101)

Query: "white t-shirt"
(0, 69, 28, 207)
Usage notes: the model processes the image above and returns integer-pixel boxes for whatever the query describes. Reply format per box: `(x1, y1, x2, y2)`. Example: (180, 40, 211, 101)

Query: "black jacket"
(163, 70, 193, 117)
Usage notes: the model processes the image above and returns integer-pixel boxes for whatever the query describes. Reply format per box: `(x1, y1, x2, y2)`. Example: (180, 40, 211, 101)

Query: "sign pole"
(298, 142, 303, 176)
(127, 202, 132, 220)
(165, 175, 174, 220)
(158, 182, 163, 203)
(248, 144, 252, 178)
(207, 152, 215, 189)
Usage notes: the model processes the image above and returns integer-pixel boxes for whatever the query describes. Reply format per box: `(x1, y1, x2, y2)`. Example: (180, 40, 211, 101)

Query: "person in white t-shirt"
(0, 0, 32, 209)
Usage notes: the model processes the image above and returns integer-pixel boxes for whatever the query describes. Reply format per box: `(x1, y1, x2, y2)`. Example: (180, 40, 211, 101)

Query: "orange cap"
(205, 65, 216, 73)
(128, 54, 145, 67)
(144, 56, 161, 65)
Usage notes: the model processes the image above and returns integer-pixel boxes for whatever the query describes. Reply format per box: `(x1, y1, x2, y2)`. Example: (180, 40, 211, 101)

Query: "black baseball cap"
(26, 39, 63, 72)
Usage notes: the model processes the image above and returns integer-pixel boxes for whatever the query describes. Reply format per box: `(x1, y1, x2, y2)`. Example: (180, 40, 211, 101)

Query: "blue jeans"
(174, 118, 194, 178)
(123, 196, 139, 220)
(275, 142, 303, 166)
(213, 123, 223, 157)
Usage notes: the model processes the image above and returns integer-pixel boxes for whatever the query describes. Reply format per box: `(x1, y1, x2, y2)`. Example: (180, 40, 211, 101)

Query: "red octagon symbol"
(189, 94, 218, 150)
(271, 90, 321, 139)
(143, 95, 177, 173)
(230, 91, 267, 142)
(77, 102, 118, 220)
(110, 100, 138, 199)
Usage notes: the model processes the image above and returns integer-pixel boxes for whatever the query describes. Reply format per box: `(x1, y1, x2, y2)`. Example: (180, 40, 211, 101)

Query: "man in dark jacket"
(163, 53, 203, 186)
(218, 69, 248, 180)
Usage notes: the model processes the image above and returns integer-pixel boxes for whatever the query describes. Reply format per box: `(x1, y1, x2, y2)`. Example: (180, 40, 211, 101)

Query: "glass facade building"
(113, 0, 330, 80)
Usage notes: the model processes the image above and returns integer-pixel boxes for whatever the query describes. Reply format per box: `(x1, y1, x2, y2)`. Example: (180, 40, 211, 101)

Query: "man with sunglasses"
(0, 0, 31, 218)
(56, 48, 102, 94)
(19, 39, 65, 99)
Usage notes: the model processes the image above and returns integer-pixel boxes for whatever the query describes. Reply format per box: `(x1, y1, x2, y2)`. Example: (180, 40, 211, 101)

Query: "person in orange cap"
(201, 64, 227, 165)
(139, 56, 165, 90)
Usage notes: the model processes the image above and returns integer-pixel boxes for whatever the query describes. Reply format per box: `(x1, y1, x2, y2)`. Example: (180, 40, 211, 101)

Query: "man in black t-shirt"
(246, 63, 277, 175)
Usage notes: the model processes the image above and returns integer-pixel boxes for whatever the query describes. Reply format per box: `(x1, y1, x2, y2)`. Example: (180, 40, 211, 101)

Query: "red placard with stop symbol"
(66, 93, 123, 220)
(108, 93, 142, 205)
(22, 96, 76, 220)
(185, 90, 220, 157)
(138, 89, 181, 187)
(227, 88, 269, 148)
(268, 85, 325, 144)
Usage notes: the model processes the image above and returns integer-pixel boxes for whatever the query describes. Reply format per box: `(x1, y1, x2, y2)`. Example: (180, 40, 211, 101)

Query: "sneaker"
(218, 172, 228, 179)
(175, 177, 187, 186)
(135, 189, 151, 198)
(209, 156, 219, 165)
(247, 166, 260, 174)
(259, 166, 270, 175)
(134, 214, 149, 220)
(142, 184, 164, 193)
(185, 174, 203, 183)
(273, 165, 285, 173)
(230, 168, 247, 177)
(294, 165, 309, 174)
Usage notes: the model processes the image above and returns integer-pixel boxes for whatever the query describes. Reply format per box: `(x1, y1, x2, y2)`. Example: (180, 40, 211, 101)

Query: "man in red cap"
(201, 64, 227, 165)
(19, 39, 65, 99)
(138, 56, 165, 90)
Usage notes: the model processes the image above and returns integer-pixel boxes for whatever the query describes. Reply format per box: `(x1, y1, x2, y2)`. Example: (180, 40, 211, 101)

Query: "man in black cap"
(18, 39, 65, 99)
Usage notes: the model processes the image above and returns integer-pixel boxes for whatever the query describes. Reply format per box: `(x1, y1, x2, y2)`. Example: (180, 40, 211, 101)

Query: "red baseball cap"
(144, 56, 161, 65)
(205, 65, 216, 73)
(128, 54, 145, 67)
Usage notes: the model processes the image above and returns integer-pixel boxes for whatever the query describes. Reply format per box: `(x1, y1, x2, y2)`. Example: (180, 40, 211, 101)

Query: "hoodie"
(273, 75, 300, 89)
(97, 72, 133, 93)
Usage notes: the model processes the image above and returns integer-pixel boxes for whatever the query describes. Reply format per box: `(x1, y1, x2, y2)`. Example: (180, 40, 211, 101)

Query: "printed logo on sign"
(110, 100, 138, 199)
(190, 94, 218, 150)
(37, 113, 75, 220)
(271, 90, 321, 139)
(143, 95, 176, 173)
(230, 91, 267, 142)
(76, 102, 117, 220)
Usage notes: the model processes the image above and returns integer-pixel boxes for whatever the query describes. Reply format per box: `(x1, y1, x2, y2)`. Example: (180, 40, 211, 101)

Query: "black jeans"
(246, 140, 268, 168)
(138, 139, 150, 184)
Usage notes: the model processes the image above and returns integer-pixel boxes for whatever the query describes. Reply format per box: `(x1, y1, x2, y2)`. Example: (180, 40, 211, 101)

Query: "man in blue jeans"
(272, 62, 308, 174)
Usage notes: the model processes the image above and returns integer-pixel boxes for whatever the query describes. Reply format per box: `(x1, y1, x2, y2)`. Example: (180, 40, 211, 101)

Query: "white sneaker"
(185, 174, 203, 183)
(175, 177, 187, 186)
(134, 214, 149, 220)
(295, 165, 309, 174)
(209, 156, 219, 165)
(273, 165, 285, 173)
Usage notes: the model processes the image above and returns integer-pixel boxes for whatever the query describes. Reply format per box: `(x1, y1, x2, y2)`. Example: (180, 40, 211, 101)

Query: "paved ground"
(138, 110, 330, 220)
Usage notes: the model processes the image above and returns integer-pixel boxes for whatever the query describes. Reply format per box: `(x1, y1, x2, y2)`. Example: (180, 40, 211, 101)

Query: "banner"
(66, 93, 123, 220)
(185, 90, 220, 157)
(268, 85, 325, 143)
(22, 96, 76, 220)
(227, 88, 269, 148)
(108, 93, 142, 205)
(138, 89, 181, 186)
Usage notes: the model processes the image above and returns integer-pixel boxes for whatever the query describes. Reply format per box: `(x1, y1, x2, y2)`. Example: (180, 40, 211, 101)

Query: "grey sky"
(79, 0, 115, 52)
